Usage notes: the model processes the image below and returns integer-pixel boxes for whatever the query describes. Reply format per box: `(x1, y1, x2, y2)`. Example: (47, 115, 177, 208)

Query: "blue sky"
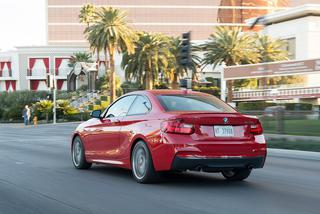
(0, 0, 46, 50)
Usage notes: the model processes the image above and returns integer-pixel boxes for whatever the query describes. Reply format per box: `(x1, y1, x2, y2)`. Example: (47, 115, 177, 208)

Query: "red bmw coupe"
(71, 90, 266, 183)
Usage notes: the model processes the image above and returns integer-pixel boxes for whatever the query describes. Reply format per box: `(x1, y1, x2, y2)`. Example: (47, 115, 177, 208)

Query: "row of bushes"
(237, 101, 314, 111)
(0, 91, 87, 122)
(192, 86, 220, 97)
(0, 91, 49, 122)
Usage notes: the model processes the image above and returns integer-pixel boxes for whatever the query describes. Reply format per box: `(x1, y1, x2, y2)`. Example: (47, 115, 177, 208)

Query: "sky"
(0, 0, 46, 50)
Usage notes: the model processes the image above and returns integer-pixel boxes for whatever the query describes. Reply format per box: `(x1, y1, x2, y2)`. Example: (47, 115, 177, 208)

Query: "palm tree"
(79, 4, 96, 27)
(201, 26, 260, 102)
(34, 100, 53, 123)
(69, 52, 93, 67)
(85, 7, 136, 102)
(57, 99, 79, 117)
(79, 4, 103, 71)
(121, 32, 173, 90)
(256, 34, 288, 63)
(255, 34, 289, 87)
(168, 37, 201, 89)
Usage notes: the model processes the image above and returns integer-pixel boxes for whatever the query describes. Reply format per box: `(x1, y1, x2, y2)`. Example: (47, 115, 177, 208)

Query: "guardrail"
(233, 86, 320, 101)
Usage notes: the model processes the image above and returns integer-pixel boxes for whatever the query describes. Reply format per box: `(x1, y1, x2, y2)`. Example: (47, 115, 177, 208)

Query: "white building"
(226, 4, 320, 103)
(0, 46, 129, 92)
(262, 4, 320, 88)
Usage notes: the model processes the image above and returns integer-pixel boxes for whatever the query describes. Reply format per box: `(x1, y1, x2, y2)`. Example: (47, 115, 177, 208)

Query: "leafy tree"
(122, 32, 173, 90)
(34, 100, 53, 123)
(201, 26, 259, 102)
(85, 7, 136, 102)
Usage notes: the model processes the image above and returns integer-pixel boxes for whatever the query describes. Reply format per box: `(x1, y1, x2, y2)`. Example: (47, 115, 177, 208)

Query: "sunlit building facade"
(46, 0, 317, 45)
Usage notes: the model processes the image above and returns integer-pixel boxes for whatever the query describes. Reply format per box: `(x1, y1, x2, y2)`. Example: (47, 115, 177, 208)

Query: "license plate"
(214, 126, 234, 137)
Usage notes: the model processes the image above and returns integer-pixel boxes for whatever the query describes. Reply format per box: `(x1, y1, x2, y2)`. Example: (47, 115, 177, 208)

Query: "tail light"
(250, 122, 263, 135)
(161, 120, 194, 134)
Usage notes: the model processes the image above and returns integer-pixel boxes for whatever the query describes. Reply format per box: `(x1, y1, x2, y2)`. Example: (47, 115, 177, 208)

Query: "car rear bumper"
(151, 134, 267, 171)
(171, 156, 266, 172)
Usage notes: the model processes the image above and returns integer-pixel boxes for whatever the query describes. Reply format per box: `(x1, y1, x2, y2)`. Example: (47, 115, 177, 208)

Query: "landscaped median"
(265, 134, 320, 152)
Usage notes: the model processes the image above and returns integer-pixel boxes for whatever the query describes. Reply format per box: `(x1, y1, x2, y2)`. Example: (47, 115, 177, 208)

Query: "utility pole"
(48, 71, 57, 124)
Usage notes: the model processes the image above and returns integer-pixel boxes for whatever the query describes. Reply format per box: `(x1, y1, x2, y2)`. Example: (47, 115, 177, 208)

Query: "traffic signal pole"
(180, 32, 192, 89)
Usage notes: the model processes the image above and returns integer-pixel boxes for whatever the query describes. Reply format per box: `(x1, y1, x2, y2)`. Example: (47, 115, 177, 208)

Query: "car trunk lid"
(167, 112, 259, 141)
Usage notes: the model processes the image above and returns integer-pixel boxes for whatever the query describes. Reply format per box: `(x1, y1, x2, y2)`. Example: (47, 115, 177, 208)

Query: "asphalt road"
(0, 123, 319, 214)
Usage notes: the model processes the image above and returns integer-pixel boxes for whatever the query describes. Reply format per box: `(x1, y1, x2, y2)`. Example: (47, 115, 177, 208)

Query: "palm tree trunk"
(227, 80, 234, 103)
(96, 49, 100, 67)
(104, 48, 109, 96)
(45, 112, 48, 123)
(145, 59, 153, 90)
(109, 50, 116, 102)
(171, 72, 179, 89)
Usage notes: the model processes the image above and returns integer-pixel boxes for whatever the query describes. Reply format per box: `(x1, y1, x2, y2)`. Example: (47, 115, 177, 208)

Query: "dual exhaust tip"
(194, 164, 254, 172)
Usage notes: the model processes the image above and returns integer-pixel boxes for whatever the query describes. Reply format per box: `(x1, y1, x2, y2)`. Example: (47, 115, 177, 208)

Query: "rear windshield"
(157, 94, 236, 113)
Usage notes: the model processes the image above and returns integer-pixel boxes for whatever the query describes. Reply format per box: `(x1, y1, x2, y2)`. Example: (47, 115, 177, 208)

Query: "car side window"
(105, 95, 136, 118)
(127, 95, 152, 116)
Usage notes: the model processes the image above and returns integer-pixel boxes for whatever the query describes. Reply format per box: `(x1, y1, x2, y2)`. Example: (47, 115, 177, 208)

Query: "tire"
(222, 168, 251, 181)
(72, 136, 92, 169)
(131, 141, 158, 183)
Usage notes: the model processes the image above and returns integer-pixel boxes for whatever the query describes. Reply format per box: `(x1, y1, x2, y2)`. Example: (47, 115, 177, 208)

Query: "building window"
(283, 37, 296, 60)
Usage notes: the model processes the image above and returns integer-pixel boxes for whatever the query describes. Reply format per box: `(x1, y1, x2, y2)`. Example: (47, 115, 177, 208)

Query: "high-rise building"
(47, 0, 316, 46)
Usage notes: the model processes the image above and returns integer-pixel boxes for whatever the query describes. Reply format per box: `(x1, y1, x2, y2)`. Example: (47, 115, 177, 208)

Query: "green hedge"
(237, 102, 314, 111)
(237, 101, 277, 111)
(193, 86, 220, 97)
(0, 91, 50, 122)
(284, 103, 313, 111)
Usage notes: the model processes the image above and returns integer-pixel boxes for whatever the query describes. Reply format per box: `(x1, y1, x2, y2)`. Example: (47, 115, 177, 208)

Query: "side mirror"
(90, 110, 102, 119)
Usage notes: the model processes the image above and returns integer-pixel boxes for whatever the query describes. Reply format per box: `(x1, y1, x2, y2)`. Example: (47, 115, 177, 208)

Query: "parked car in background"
(263, 106, 285, 117)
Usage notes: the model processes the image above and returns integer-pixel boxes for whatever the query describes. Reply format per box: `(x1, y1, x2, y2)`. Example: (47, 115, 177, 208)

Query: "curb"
(267, 148, 320, 161)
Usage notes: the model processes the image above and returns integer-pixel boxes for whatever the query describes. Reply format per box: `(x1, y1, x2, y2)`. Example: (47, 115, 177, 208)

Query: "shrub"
(237, 101, 277, 111)
(193, 86, 220, 97)
(121, 81, 142, 94)
(101, 96, 108, 101)
(154, 83, 169, 89)
(285, 103, 313, 111)
(0, 91, 49, 122)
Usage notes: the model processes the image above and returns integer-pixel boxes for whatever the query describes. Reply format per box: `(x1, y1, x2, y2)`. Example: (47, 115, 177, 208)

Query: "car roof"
(126, 89, 205, 96)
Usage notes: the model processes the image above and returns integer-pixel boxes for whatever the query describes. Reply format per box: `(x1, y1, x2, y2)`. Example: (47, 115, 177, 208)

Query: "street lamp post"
(52, 71, 57, 124)
(220, 62, 227, 102)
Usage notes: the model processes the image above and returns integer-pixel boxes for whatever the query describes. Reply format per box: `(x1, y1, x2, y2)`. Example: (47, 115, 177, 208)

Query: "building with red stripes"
(0, 46, 88, 92)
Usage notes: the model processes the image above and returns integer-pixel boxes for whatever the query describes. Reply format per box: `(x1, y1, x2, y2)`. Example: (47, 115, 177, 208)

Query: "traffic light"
(46, 74, 54, 89)
(46, 74, 51, 88)
(180, 32, 191, 67)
